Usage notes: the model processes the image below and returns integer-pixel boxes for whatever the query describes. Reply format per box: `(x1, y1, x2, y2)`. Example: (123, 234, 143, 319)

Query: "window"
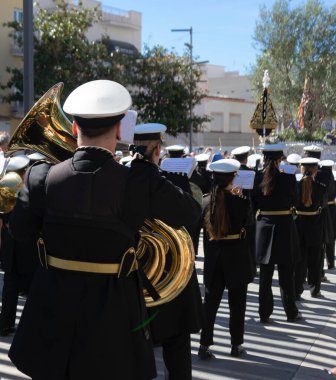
(229, 113, 242, 133)
(210, 113, 224, 132)
(13, 9, 23, 53)
(14, 9, 23, 22)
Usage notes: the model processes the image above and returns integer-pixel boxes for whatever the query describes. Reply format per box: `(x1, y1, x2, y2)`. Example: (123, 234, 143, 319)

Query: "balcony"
(100, 5, 141, 30)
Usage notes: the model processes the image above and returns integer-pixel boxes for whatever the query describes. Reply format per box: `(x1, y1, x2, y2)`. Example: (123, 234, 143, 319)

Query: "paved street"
(1, 231, 335, 379)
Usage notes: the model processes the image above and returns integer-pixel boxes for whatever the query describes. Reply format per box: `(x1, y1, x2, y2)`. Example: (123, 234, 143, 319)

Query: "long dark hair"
(260, 158, 279, 196)
(205, 172, 235, 239)
(301, 165, 318, 207)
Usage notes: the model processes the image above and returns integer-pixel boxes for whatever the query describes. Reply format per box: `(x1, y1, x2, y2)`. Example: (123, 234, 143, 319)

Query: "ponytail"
(301, 166, 318, 207)
(261, 158, 278, 196)
(205, 172, 235, 239)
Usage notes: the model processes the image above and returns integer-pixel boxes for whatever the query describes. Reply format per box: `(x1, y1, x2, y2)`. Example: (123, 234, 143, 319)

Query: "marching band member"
(0, 155, 38, 337)
(252, 144, 301, 323)
(199, 159, 254, 359)
(286, 154, 302, 173)
(8, 80, 201, 380)
(131, 123, 202, 380)
(295, 158, 327, 298)
(320, 161, 336, 270)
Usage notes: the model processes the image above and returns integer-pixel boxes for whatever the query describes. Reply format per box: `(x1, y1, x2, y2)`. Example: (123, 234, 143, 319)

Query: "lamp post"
(23, 0, 34, 114)
(171, 27, 193, 153)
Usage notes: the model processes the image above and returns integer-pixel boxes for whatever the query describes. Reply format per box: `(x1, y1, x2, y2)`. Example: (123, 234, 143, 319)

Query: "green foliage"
(252, 0, 336, 132)
(278, 126, 327, 142)
(0, 1, 208, 136)
(128, 45, 208, 136)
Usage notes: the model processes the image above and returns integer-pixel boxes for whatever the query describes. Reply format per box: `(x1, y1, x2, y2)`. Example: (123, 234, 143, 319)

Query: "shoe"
(295, 294, 302, 301)
(311, 291, 323, 298)
(327, 265, 335, 270)
(260, 317, 272, 324)
(0, 326, 16, 337)
(198, 345, 215, 360)
(321, 275, 328, 282)
(230, 345, 245, 357)
(287, 312, 302, 323)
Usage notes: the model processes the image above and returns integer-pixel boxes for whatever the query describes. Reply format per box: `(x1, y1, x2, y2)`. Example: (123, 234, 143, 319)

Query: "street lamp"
(171, 27, 193, 152)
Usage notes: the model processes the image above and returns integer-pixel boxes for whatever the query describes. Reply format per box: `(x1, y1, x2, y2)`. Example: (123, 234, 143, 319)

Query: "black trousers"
(259, 263, 298, 320)
(162, 333, 191, 380)
(326, 241, 335, 269)
(0, 271, 33, 329)
(200, 264, 247, 347)
(295, 244, 323, 295)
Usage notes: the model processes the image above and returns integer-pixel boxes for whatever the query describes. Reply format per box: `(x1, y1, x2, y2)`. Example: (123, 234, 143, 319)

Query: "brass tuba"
(3, 83, 195, 307)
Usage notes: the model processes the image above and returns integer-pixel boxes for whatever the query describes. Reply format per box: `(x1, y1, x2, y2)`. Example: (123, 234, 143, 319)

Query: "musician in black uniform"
(131, 123, 202, 380)
(286, 153, 302, 172)
(320, 161, 336, 270)
(252, 144, 301, 323)
(8, 80, 201, 380)
(295, 157, 327, 298)
(304, 146, 334, 274)
(0, 155, 38, 336)
(199, 159, 254, 359)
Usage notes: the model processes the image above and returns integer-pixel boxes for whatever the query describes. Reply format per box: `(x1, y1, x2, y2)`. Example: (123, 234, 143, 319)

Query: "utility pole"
(171, 27, 193, 153)
(23, 0, 34, 114)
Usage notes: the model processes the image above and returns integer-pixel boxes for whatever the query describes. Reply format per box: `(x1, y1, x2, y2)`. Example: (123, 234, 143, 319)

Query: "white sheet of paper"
(160, 157, 197, 178)
(296, 173, 303, 182)
(233, 170, 256, 189)
(120, 110, 137, 144)
(280, 164, 297, 175)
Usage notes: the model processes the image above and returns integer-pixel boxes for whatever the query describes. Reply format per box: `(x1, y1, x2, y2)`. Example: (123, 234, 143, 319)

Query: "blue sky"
(103, 0, 335, 75)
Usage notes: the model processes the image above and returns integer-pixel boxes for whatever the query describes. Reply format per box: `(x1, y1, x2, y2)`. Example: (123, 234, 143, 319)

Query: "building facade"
(0, 0, 24, 133)
(0, 0, 142, 135)
(164, 64, 257, 150)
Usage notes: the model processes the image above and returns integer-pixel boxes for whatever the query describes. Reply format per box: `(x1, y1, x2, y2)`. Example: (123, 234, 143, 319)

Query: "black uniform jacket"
(296, 177, 327, 247)
(252, 171, 300, 265)
(320, 167, 336, 244)
(203, 192, 254, 289)
(0, 214, 38, 274)
(142, 165, 203, 343)
(8, 148, 201, 380)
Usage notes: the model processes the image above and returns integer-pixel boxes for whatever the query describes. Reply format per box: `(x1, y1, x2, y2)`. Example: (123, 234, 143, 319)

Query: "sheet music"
(233, 170, 256, 189)
(296, 173, 303, 182)
(280, 164, 297, 175)
(160, 157, 197, 178)
(120, 110, 137, 143)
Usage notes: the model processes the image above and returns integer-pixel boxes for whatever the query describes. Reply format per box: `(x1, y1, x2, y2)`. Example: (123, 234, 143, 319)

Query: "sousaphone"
(2, 83, 195, 307)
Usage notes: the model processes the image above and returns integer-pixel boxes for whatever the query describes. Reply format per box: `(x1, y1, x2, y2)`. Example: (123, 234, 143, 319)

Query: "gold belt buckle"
(118, 247, 138, 278)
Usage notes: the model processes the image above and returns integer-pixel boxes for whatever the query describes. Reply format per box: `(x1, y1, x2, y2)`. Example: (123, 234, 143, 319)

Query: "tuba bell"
(2, 83, 195, 307)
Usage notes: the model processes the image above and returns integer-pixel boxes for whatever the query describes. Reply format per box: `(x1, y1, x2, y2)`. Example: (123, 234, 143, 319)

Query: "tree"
(251, 0, 336, 132)
(1, 1, 208, 136)
(0, 0, 117, 103)
(127, 45, 208, 136)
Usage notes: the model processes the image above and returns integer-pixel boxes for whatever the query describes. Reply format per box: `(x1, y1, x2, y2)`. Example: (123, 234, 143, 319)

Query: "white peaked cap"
(299, 157, 320, 165)
(231, 146, 250, 156)
(120, 155, 133, 164)
(287, 153, 302, 164)
(247, 153, 263, 168)
(303, 145, 323, 152)
(7, 155, 30, 171)
(208, 158, 240, 173)
(27, 152, 46, 161)
(260, 143, 285, 152)
(63, 80, 132, 118)
(319, 159, 334, 167)
(195, 153, 210, 162)
(134, 123, 167, 134)
(115, 150, 123, 157)
(166, 144, 186, 152)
